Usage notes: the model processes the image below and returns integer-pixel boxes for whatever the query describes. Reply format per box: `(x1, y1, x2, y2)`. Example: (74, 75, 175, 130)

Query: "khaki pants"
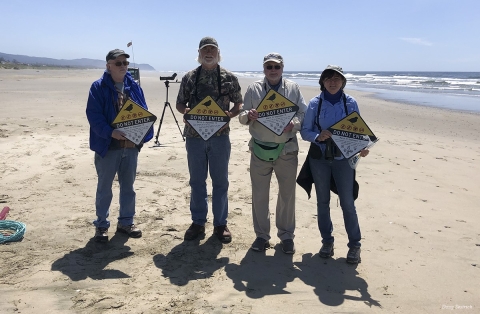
(250, 151, 297, 241)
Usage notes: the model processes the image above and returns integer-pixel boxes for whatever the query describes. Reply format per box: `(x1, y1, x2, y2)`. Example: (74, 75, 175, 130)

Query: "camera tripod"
(154, 73, 185, 145)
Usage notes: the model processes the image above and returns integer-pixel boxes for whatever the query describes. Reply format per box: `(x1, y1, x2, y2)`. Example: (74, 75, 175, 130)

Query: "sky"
(2, 0, 479, 72)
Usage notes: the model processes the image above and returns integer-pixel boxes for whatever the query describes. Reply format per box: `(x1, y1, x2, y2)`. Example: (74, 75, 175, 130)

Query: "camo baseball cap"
(106, 49, 130, 62)
(263, 52, 283, 64)
(199, 37, 219, 49)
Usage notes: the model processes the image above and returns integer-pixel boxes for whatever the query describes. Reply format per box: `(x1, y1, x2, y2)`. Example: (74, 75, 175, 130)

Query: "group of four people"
(86, 37, 369, 264)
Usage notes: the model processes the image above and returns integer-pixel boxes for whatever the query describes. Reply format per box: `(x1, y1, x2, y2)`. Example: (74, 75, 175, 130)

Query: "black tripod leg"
(167, 103, 185, 141)
(154, 102, 168, 145)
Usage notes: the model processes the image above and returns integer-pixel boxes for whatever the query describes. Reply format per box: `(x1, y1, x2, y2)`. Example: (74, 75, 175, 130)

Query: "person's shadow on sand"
(224, 244, 295, 298)
(153, 234, 228, 286)
(294, 253, 382, 308)
(51, 233, 133, 281)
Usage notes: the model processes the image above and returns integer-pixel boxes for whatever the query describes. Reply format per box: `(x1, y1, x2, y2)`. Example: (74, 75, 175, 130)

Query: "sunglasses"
(265, 65, 282, 70)
(110, 61, 130, 66)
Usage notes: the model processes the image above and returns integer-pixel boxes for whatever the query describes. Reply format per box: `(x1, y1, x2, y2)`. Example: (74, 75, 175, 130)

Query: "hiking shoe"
(95, 227, 108, 243)
(116, 224, 142, 238)
(251, 237, 270, 252)
(184, 223, 205, 241)
(319, 242, 334, 258)
(346, 246, 361, 264)
(281, 239, 296, 254)
(213, 225, 232, 243)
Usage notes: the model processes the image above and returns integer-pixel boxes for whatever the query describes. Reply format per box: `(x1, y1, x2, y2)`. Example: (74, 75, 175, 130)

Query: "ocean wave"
(232, 70, 480, 111)
(233, 71, 480, 97)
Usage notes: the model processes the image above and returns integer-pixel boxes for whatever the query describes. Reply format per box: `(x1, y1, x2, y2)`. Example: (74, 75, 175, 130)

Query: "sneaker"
(116, 224, 142, 238)
(184, 223, 205, 241)
(281, 239, 295, 254)
(251, 237, 270, 252)
(213, 225, 232, 243)
(346, 246, 361, 264)
(95, 227, 108, 243)
(319, 242, 334, 258)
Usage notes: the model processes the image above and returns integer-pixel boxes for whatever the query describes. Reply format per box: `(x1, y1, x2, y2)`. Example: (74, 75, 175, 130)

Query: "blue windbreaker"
(300, 92, 359, 159)
(86, 71, 153, 157)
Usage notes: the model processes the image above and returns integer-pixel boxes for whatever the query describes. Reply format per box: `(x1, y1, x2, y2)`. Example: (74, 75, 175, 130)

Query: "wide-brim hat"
(319, 65, 346, 90)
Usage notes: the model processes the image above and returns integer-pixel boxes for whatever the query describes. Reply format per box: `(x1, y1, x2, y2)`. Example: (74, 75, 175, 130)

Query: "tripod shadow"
(224, 244, 295, 298)
(294, 253, 382, 308)
(153, 235, 228, 286)
(51, 232, 133, 281)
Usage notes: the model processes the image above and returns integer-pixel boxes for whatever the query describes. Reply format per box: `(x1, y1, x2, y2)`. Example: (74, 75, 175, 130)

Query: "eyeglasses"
(265, 65, 282, 70)
(110, 61, 130, 66)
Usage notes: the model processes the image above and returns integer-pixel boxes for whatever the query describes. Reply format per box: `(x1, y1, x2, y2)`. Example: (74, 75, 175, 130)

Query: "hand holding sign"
(183, 96, 230, 141)
(255, 90, 299, 136)
(111, 99, 157, 145)
(283, 121, 294, 132)
(112, 129, 127, 140)
(248, 109, 259, 121)
(327, 111, 378, 159)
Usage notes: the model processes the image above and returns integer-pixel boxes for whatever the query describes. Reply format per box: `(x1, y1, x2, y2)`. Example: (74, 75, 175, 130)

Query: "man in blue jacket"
(86, 49, 153, 242)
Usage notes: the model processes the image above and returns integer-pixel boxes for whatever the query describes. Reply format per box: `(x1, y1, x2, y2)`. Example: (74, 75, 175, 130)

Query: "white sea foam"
(233, 70, 480, 112)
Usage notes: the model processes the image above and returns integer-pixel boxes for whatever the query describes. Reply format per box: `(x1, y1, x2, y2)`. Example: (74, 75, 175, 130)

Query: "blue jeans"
(93, 148, 138, 229)
(309, 157, 361, 248)
(186, 135, 230, 227)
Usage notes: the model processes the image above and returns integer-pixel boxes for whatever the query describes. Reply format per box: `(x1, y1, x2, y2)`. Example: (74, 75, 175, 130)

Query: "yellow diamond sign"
(327, 112, 378, 159)
(256, 90, 299, 135)
(111, 98, 157, 145)
(184, 96, 230, 140)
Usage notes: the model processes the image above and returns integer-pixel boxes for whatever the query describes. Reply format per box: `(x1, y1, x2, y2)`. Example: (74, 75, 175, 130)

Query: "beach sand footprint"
(0, 194, 10, 203)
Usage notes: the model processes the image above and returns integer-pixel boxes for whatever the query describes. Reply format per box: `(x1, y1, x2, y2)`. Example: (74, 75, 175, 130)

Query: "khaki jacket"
(239, 77, 307, 154)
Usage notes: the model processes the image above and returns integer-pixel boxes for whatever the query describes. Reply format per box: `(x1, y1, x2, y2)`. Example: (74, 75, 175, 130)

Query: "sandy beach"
(0, 69, 479, 313)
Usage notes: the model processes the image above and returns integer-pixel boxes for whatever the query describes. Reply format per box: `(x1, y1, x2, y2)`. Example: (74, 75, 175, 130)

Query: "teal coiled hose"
(0, 220, 26, 244)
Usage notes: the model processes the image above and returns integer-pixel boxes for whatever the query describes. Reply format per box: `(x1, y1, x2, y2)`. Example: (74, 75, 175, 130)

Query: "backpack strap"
(314, 93, 348, 131)
(193, 65, 225, 105)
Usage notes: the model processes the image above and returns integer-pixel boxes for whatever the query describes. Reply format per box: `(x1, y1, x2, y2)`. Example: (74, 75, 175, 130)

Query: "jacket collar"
(101, 70, 133, 92)
(263, 76, 285, 92)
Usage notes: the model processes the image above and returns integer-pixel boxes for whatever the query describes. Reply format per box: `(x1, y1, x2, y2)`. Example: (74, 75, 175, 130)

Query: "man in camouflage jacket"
(176, 36, 243, 243)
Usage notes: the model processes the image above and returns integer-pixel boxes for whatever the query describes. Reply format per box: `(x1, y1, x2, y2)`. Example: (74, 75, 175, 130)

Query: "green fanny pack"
(252, 139, 285, 162)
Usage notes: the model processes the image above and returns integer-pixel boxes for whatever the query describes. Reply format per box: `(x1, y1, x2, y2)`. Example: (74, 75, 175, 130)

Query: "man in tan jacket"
(238, 53, 307, 254)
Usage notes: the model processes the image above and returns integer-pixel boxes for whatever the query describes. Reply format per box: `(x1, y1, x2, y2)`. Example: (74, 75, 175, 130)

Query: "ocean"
(233, 71, 480, 113)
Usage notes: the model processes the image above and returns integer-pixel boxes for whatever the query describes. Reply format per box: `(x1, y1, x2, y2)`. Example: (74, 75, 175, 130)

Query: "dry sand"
(0, 69, 479, 313)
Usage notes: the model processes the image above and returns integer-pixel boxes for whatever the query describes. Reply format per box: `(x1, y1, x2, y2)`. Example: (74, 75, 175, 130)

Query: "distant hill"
(0, 52, 156, 71)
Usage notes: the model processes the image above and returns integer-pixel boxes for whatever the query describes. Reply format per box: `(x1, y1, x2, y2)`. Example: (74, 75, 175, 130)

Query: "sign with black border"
(255, 90, 299, 136)
(111, 98, 157, 145)
(184, 96, 230, 141)
(327, 111, 378, 159)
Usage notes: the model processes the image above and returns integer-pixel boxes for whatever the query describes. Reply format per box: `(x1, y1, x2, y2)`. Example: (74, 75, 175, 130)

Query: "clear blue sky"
(2, 0, 479, 72)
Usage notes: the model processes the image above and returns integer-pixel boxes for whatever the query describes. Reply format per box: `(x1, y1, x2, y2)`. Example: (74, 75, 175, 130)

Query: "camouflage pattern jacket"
(176, 65, 243, 138)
